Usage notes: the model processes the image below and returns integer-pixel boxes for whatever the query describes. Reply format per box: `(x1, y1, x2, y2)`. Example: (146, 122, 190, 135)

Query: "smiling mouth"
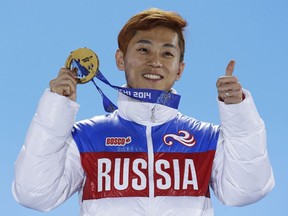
(142, 74, 163, 80)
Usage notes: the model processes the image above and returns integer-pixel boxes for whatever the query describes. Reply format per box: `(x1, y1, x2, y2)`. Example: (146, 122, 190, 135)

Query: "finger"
(50, 73, 77, 96)
(55, 69, 78, 89)
(216, 76, 239, 88)
(58, 68, 78, 81)
(54, 78, 76, 91)
(223, 94, 242, 104)
(219, 88, 243, 103)
(217, 81, 242, 100)
(51, 83, 76, 98)
(218, 81, 242, 92)
(225, 60, 236, 76)
(50, 85, 70, 96)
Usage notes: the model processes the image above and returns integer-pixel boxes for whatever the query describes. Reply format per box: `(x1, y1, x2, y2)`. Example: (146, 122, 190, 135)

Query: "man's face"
(116, 26, 185, 91)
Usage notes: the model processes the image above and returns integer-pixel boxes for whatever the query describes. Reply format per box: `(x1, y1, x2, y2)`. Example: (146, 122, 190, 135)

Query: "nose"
(147, 53, 162, 67)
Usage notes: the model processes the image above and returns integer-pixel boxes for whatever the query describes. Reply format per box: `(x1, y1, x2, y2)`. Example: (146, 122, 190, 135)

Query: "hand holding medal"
(64, 47, 118, 111)
(49, 48, 98, 101)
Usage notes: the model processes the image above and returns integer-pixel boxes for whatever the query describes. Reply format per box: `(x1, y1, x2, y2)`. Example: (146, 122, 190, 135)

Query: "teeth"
(143, 74, 161, 80)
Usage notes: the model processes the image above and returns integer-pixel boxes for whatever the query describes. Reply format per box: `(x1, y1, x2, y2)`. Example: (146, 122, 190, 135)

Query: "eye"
(163, 51, 174, 58)
(137, 48, 149, 53)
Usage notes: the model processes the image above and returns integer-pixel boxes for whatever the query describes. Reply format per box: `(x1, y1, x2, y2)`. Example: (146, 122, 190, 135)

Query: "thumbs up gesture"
(216, 60, 243, 104)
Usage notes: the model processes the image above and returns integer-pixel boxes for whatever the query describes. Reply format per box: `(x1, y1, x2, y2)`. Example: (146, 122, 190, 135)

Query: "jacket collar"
(117, 88, 179, 126)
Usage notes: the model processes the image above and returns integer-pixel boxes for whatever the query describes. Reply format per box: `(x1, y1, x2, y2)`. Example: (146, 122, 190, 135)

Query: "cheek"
(125, 59, 138, 70)
(174, 61, 184, 75)
(124, 57, 143, 76)
(124, 62, 138, 84)
(125, 54, 144, 66)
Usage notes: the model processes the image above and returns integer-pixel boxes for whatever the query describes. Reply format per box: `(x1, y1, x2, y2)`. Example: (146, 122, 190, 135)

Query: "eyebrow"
(136, 39, 177, 49)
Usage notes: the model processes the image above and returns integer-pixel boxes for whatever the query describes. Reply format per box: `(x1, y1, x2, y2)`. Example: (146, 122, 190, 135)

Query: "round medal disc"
(65, 47, 99, 84)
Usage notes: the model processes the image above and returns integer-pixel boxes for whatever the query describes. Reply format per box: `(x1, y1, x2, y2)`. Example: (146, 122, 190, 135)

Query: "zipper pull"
(151, 106, 156, 123)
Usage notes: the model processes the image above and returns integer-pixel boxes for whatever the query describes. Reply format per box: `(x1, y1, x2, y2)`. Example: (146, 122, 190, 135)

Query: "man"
(13, 8, 274, 216)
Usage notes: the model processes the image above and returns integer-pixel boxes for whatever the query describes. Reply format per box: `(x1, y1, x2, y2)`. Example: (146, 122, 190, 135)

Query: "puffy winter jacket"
(12, 89, 274, 216)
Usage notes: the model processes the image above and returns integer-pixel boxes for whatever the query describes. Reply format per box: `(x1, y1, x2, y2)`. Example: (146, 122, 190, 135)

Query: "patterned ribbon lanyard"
(66, 48, 181, 112)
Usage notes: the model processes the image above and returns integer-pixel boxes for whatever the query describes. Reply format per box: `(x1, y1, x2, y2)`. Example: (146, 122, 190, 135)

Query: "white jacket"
(12, 89, 274, 216)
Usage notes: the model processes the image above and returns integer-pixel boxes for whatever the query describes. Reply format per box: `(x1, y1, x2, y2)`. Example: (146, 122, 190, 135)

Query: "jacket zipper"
(146, 125, 154, 214)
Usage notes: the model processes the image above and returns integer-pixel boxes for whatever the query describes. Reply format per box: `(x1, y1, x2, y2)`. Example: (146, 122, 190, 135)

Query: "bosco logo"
(105, 136, 132, 146)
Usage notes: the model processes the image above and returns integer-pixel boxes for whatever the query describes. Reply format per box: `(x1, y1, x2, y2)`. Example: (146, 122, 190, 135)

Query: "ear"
(176, 62, 185, 81)
(115, 49, 125, 71)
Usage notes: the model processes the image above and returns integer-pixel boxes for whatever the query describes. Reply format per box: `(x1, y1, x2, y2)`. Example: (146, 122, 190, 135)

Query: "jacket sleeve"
(12, 89, 84, 211)
(211, 89, 275, 206)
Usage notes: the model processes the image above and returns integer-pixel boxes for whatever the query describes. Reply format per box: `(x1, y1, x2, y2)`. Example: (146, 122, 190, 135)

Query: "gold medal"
(65, 47, 99, 84)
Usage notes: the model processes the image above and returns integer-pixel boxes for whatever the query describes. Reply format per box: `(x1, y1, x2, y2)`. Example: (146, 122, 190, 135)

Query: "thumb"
(225, 60, 236, 76)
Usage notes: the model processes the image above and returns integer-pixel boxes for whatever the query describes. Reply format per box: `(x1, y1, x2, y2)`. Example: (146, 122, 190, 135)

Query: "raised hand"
(49, 68, 78, 101)
(216, 60, 243, 104)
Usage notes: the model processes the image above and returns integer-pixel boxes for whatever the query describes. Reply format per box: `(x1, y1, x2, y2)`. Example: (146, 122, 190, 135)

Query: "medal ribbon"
(72, 60, 181, 112)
